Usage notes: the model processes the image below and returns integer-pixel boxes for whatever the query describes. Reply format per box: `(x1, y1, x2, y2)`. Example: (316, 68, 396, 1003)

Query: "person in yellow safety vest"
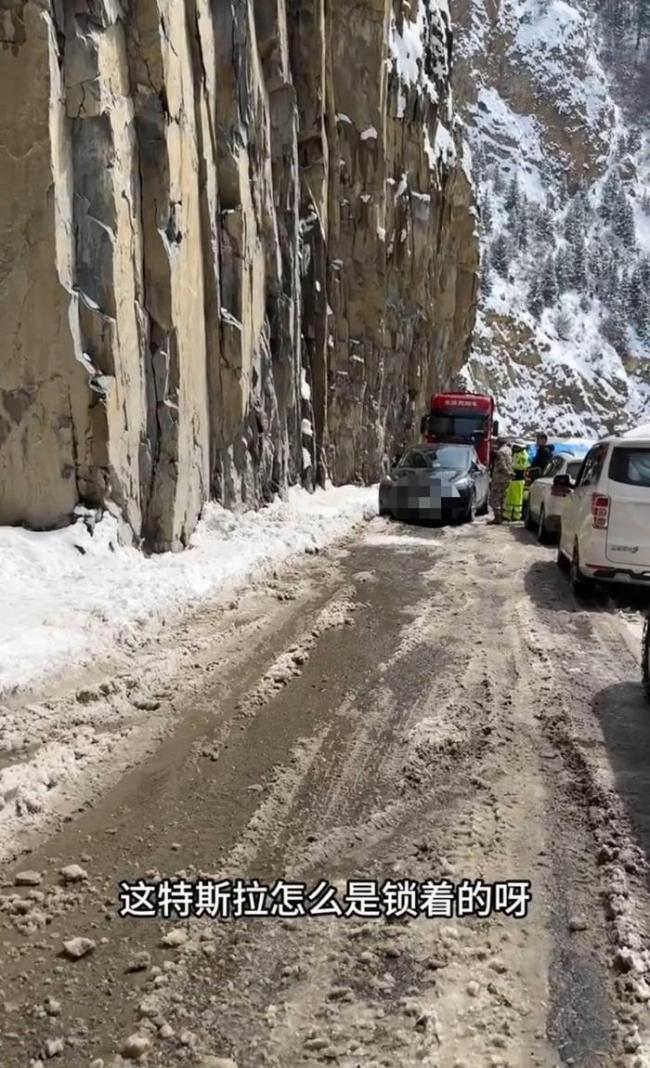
(522, 443, 535, 520)
(503, 441, 530, 521)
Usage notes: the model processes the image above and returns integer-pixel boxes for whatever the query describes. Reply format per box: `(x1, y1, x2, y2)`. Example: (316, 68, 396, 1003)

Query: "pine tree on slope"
(637, 294, 650, 339)
(603, 253, 621, 303)
(619, 270, 632, 313)
(514, 200, 529, 250)
(614, 195, 636, 249)
(555, 246, 573, 292)
(602, 299, 628, 355)
(527, 274, 543, 319)
(595, 249, 613, 303)
(600, 172, 621, 223)
(564, 192, 591, 249)
(572, 237, 588, 291)
(535, 206, 554, 240)
(613, 3, 627, 46)
(588, 241, 603, 286)
(541, 256, 559, 305)
(629, 266, 643, 316)
(637, 0, 650, 46)
(491, 233, 510, 277)
(505, 176, 521, 217)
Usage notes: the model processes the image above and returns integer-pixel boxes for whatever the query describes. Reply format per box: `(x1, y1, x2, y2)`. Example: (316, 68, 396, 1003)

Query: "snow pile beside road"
(0, 485, 377, 695)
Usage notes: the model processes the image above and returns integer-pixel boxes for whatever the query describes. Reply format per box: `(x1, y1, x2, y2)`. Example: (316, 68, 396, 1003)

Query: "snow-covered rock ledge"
(0, 486, 377, 697)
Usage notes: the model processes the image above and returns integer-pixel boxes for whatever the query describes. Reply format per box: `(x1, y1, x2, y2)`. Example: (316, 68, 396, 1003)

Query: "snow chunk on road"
(0, 485, 377, 695)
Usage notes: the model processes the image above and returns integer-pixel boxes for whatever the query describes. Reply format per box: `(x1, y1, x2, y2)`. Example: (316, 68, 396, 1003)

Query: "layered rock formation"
(0, 0, 478, 550)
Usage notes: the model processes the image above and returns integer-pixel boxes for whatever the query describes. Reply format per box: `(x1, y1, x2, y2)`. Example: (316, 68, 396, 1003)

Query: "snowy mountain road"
(1, 518, 650, 1067)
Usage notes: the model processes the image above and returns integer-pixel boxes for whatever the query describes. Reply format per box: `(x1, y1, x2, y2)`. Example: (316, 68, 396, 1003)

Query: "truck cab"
(421, 392, 496, 467)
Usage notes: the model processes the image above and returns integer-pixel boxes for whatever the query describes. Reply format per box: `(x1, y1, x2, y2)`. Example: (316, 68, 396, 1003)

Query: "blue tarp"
(549, 440, 593, 457)
(524, 440, 593, 461)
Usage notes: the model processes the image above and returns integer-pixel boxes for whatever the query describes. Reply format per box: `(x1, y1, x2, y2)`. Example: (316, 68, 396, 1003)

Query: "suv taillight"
(591, 493, 610, 529)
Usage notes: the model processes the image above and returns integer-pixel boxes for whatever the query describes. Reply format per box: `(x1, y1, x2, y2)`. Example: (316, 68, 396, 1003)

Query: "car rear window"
(608, 447, 650, 488)
(399, 446, 469, 469)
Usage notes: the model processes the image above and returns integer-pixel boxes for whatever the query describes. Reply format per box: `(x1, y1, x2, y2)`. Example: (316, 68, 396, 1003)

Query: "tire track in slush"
(517, 585, 650, 1064)
(255, 568, 490, 878)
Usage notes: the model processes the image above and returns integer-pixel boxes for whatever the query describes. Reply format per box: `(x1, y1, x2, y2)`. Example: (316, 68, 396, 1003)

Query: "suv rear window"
(577, 444, 608, 487)
(609, 447, 650, 487)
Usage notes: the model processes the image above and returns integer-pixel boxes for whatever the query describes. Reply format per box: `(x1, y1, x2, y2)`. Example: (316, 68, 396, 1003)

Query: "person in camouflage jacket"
(488, 439, 513, 524)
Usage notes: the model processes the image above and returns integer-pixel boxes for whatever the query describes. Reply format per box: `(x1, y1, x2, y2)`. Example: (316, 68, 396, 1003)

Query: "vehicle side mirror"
(529, 466, 542, 480)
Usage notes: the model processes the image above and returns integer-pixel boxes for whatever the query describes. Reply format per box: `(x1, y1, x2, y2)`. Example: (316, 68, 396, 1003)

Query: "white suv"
(526, 452, 585, 543)
(557, 435, 650, 596)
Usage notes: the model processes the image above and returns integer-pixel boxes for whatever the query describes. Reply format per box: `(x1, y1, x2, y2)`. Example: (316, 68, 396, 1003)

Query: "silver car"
(378, 444, 489, 524)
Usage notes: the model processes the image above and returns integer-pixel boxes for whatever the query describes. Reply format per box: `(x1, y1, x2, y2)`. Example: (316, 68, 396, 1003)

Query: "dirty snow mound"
(0, 485, 377, 696)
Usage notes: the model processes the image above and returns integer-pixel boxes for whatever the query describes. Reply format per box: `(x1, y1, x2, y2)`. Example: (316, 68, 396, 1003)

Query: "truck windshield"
(428, 413, 488, 437)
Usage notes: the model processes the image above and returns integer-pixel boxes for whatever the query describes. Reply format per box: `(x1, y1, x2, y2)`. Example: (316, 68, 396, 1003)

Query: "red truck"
(420, 392, 497, 467)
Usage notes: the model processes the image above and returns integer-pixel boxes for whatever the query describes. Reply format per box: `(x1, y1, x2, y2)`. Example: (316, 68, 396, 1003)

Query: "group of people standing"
(488, 432, 554, 525)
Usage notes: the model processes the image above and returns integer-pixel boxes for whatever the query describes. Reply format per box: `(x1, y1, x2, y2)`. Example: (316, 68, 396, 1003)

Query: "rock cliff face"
(0, 0, 478, 550)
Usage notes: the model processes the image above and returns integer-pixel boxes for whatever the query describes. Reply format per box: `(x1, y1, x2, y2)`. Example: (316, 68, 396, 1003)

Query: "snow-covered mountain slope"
(450, 0, 650, 435)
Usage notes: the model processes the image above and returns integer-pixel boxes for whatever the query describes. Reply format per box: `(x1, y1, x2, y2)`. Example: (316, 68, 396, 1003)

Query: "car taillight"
(591, 493, 610, 529)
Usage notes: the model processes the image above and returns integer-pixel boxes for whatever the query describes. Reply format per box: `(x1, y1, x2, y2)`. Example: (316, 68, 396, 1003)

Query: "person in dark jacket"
(530, 432, 554, 477)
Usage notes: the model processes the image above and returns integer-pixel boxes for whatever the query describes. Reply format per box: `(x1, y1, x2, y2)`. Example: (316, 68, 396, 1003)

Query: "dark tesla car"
(378, 443, 489, 524)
